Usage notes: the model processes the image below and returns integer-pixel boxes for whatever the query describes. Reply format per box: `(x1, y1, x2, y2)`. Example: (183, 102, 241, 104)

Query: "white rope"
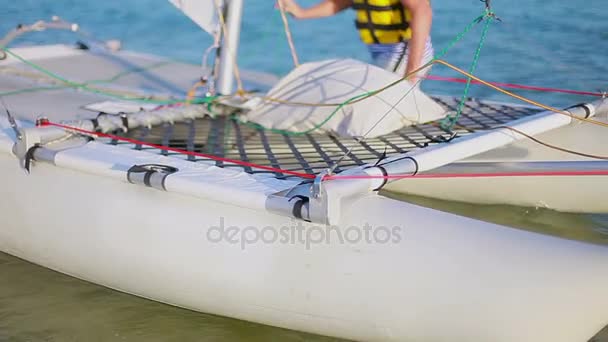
(276, 0, 300, 67)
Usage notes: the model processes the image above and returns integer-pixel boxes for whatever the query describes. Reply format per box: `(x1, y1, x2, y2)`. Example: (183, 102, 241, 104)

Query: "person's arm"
(401, 0, 433, 80)
(279, 0, 353, 19)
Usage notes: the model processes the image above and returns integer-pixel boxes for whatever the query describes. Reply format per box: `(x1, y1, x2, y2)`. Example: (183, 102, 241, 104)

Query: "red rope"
(326, 169, 608, 180)
(41, 121, 316, 179)
(425, 75, 605, 97)
(41, 121, 608, 182)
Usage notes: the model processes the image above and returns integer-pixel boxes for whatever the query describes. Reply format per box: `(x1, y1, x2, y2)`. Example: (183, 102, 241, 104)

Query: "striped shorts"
(367, 38, 434, 78)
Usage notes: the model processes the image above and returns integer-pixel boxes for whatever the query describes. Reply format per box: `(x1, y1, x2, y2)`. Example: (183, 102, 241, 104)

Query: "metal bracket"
(12, 127, 42, 174)
(312, 169, 330, 199)
(3, 105, 22, 141)
(127, 164, 179, 191)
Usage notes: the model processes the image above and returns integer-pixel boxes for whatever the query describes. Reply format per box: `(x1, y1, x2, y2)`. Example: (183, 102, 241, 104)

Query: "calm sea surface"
(1, 0, 608, 340)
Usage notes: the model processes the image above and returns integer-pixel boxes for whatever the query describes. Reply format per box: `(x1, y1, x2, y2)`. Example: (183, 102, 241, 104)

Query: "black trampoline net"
(106, 96, 541, 179)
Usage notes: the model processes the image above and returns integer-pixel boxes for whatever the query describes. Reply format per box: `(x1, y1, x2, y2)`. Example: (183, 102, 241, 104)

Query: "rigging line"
(433, 121, 608, 161)
(200, 30, 222, 95)
(41, 120, 316, 179)
(0, 96, 21, 140)
(424, 75, 605, 97)
(441, 9, 496, 130)
(39, 113, 608, 183)
(254, 12, 485, 107)
(276, 0, 300, 67)
(198, 17, 224, 97)
(497, 126, 608, 160)
(87, 61, 171, 84)
(434, 59, 608, 129)
(0, 59, 170, 87)
(252, 10, 488, 164)
(235, 55, 608, 138)
(330, 79, 423, 171)
(326, 169, 608, 180)
(0, 11, 481, 108)
(256, 60, 432, 107)
(0, 47, 199, 104)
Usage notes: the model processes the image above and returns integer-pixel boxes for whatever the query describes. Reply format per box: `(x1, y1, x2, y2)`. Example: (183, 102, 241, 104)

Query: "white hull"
(0, 140, 607, 341)
(388, 172, 608, 212)
(387, 113, 608, 212)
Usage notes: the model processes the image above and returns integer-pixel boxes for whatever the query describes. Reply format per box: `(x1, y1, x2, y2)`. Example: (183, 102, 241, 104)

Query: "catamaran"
(0, 1, 607, 341)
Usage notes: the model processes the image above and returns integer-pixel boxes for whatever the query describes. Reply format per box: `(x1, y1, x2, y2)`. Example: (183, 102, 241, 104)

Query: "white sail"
(168, 0, 222, 36)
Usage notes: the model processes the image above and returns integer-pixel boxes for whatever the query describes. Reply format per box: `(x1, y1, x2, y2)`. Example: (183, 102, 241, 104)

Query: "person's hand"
(276, 0, 303, 18)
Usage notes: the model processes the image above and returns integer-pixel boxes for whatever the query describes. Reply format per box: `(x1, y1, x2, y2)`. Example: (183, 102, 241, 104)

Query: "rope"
(277, 0, 300, 67)
(258, 13, 485, 108)
(0, 60, 171, 97)
(1, 47, 207, 105)
(37, 120, 608, 181)
(229, 12, 488, 137)
(39, 120, 608, 182)
(326, 169, 608, 181)
(434, 59, 608, 129)
(88, 61, 170, 84)
(425, 75, 605, 97)
(441, 9, 497, 130)
(497, 125, 608, 160)
(186, 80, 207, 104)
(324, 12, 491, 170)
(40, 121, 315, 179)
(432, 121, 608, 160)
(3, 11, 606, 144)
(200, 28, 223, 95)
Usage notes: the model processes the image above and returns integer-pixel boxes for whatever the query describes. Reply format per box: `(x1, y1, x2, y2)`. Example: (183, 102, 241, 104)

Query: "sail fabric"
(245, 59, 447, 138)
(168, 0, 222, 36)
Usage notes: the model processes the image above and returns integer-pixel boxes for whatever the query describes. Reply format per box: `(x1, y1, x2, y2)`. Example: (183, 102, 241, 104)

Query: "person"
(278, 0, 434, 83)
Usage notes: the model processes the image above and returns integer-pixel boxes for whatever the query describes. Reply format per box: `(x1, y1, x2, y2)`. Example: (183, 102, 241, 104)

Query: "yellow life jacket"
(352, 0, 412, 45)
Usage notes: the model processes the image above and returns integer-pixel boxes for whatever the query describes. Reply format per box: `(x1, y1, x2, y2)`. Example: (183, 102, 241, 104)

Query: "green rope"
(233, 12, 487, 136)
(1, 11, 490, 135)
(87, 61, 171, 84)
(0, 47, 204, 105)
(0, 60, 171, 98)
(432, 13, 485, 62)
(233, 92, 370, 136)
(440, 10, 497, 130)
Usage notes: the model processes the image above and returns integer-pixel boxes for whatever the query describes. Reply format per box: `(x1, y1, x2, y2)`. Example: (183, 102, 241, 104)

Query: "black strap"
(354, 21, 410, 32)
(376, 165, 389, 191)
(398, 0, 409, 41)
(378, 156, 419, 176)
(354, 0, 410, 44)
(289, 195, 310, 221)
(120, 113, 129, 131)
(362, 0, 380, 43)
(565, 103, 592, 119)
(392, 41, 408, 72)
(24, 144, 40, 173)
(91, 118, 100, 132)
(352, 2, 404, 11)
